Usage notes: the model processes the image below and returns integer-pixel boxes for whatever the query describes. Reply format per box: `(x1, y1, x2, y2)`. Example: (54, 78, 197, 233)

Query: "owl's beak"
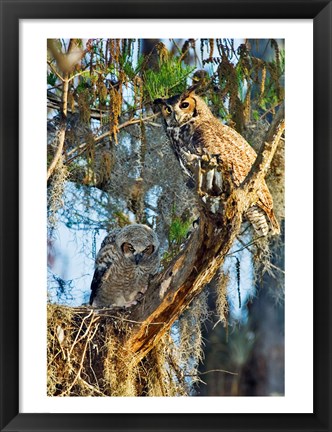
(134, 253, 143, 265)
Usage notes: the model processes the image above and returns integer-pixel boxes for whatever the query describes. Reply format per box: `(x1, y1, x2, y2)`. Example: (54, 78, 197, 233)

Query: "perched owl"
(154, 91, 280, 236)
(90, 224, 160, 308)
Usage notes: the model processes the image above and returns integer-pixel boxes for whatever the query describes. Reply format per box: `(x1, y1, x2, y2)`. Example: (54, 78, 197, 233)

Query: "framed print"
(0, 0, 331, 431)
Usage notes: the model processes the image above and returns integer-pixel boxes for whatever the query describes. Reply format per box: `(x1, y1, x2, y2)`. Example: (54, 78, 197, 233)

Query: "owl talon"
(124, 300, 138, 308)
(135, 291, 145, 302)
(192, 218, 200, 228)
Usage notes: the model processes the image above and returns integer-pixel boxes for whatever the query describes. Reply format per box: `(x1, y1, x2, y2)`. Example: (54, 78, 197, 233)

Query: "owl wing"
(167, 128, 196, 183)
(89, 230, 119, 306)
(257, 182, 274, 212)
(89, 264, 110, 305)
(256, 183, 280, 233)
(205, 123, 279, 232)
(229, 145, 279, 232)
(221, 128, 279, 233)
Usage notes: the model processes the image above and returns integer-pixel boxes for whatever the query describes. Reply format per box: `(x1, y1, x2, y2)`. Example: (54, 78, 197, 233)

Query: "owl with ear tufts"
(154, 91, 280, 236)
(90, 224, 160, 308)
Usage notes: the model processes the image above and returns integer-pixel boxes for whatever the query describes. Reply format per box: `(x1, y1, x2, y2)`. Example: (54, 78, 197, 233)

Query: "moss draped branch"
(123, 107, 285, 366)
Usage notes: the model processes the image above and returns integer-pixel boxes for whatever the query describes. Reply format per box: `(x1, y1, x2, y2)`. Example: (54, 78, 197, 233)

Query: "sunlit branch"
(47, 61, 65, 83)
(47, 76, 69, 181)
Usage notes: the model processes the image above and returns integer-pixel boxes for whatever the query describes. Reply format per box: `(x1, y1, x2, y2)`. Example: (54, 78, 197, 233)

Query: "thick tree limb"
(225, 104, 285, 220)
(122, 108, 285, 367)
(243, 103, 285, 186)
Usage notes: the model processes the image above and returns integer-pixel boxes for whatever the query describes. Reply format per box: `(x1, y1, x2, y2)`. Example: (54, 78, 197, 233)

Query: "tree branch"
(47, 120, 66, 181)
(225, 104, 285, 220)
(242, 103, 285, 188)
(47, 60, 65, 82)
(47, 76, 69, 181)
(122, 108, 285, 367)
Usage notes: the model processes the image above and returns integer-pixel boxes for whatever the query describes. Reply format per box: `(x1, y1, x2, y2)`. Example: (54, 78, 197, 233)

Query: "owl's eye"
(143, 245, 154, 255)
(164, 106, 172, 114)
(122, 242, 135, 254)
(180, 101, 190, 109)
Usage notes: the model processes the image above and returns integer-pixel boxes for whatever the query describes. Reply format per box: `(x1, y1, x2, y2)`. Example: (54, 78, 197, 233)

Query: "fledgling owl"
(90, 224, 160, 308)
(154, 91, 280, 236)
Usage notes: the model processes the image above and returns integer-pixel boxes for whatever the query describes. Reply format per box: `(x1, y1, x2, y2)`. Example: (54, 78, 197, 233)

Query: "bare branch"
(242, 103, 285, 188)
(47, 61, 65, 83)
(186, 368, 239, 377)
(47, 77, 69, 181)
(67, 70, 90, 83)
(47, 120, 66, 181)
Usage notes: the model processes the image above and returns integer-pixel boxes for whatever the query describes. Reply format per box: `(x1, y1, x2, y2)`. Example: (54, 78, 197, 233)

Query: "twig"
(68, 309, 94, 358)
(260, 102, 282, 119)
(68, 70, 90, 83)
(77, 377, 106, 396)
(226, 235, 264, 256)
(46, 119, 66, 181)
(186, 368, 238, 377)
(60, 318, 99, 396)
(65, 114, 159, 165)
(269, 262, 285, 274)
(47, 61, 65, 82)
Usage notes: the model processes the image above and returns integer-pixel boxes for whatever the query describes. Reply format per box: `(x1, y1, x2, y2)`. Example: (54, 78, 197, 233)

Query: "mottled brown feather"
(155, 92, 279, 236)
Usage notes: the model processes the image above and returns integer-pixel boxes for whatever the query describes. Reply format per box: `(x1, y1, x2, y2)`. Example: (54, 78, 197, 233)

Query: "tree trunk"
(47, 109, 284, 396)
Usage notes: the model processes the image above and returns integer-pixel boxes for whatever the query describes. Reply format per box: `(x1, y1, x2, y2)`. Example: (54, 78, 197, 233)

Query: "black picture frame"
(1, 1, 331, 431)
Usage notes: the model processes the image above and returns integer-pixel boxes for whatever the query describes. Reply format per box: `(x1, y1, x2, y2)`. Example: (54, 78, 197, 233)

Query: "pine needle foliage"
(144, 57, 195, 100)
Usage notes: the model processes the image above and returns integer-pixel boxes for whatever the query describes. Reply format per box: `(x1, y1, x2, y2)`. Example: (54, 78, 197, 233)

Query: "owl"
(154, 91, 280, 236)
(89, 224, 160, 308)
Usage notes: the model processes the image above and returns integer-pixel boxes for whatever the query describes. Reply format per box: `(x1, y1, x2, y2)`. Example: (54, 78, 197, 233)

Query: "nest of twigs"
(47, 304, 135, 396)
(47, 301, 206, 397)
